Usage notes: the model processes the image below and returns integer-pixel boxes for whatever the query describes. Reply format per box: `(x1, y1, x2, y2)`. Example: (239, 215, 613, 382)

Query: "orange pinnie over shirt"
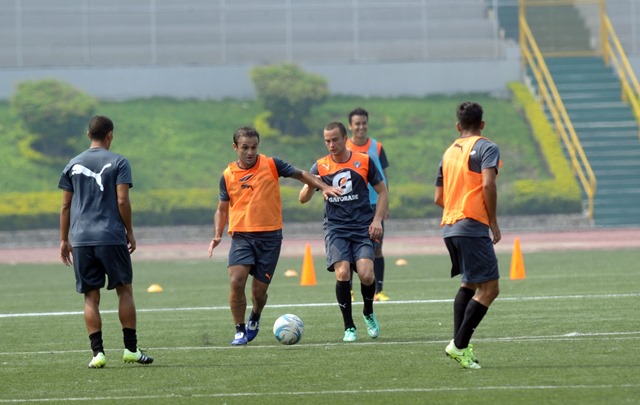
(223, 155, 282, 234)
(441, 136, 492, 226)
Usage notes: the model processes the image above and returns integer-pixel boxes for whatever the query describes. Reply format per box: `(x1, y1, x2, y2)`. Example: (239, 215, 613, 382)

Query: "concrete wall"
(0, 43, 521, 101)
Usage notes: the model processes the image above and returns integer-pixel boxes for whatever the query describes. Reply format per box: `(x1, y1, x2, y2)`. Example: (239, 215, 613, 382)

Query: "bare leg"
(84, 289, 102, 335)
(249, 277, 269, 315)
(115, 284, 136, 329)
(229, 265, 251, 325)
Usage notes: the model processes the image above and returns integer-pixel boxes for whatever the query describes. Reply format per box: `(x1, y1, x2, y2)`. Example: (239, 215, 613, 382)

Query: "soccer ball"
(273, 314, 304, 345)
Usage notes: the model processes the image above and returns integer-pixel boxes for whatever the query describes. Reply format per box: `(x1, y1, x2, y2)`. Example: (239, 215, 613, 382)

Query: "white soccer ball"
(273, 314, 304, 345)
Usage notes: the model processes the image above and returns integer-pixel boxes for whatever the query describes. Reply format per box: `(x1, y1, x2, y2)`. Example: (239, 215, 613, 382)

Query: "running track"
(1, 227, 639, 265)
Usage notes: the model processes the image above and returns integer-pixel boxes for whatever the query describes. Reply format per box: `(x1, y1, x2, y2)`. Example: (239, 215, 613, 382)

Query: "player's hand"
(127, 233, 137, 254)
(369, 220, 383, 242)
(490, 221, 501, 244)
(60, 241, 73, 266)
(208, 237, 222, 257)
(321, 186, 342, 200)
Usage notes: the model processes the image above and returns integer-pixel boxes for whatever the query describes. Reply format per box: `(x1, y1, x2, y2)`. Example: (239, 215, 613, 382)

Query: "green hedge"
(0, 84, 583, 230)
(502, 82, 583, 214)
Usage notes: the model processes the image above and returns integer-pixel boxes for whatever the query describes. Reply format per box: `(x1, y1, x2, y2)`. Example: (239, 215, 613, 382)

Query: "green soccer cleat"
(363, 313, 380, 339)
(123, 349, 154, 365)
(445, 340, 481, 369)
(343, 327, 357, 342)
(88, 352, 106, 369)
(467, 343, 479, 364)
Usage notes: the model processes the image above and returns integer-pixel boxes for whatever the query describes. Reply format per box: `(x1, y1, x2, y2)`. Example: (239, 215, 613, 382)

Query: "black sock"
(123, 328, 137, 353)
(348, 269, 354, 290)
(336, 280, 354, 329)
(453, 287, 475, 338)
(374, 257, 385, 293)
(361, 280, 376, 316)
(249, 310, 261, 323)
(235, 323, 246, 334)
(89, 331, 104, 356)
(454, 299, 488, 349)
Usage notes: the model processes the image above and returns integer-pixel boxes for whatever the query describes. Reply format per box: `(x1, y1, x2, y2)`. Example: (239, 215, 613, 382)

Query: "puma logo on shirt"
(71, 163, 112, 191)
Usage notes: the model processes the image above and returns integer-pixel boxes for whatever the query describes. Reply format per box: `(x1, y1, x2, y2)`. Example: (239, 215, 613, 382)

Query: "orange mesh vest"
(223, 155, 282, 233)
(441, 136, 492, 226)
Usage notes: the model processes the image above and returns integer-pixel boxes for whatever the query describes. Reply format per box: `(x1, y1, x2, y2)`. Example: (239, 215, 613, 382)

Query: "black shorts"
(228, 232, 282, 284)
(444, 236, 499, 283)
(73, 245, 133, 293)
(325, 228, 375, 272)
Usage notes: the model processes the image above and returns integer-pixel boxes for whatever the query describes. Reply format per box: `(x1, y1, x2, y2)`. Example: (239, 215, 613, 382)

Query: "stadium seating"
(0, 0, 505, 68)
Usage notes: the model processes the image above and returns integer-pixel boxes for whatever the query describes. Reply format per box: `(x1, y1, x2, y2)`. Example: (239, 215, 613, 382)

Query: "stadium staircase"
(543, 56, 640, 227)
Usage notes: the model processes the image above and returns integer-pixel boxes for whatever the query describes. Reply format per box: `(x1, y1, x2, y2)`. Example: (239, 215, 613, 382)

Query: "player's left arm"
(370, 180, 388, 241)
(481, 142, 501, 244)
(367, 158, 387, 240)
(482, 167, 500, 244)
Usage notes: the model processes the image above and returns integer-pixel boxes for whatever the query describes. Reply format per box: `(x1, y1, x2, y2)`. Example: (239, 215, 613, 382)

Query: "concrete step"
(565, 110, 636, 122)
(576, 128, 639, 137)
(580, 139, 640, 149)
(571, 121, 638, 129)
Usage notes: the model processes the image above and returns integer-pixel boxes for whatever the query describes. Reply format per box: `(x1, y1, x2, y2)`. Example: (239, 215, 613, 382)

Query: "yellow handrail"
(519, 16, 597, 220)
(602, 15, 640, 130)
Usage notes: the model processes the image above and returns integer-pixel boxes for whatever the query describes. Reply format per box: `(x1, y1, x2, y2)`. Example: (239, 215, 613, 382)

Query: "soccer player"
(299, 122, 388, 342)
(59, 115, 153, 368)
(346, 107, 390, 301)
(208, 127, 340, 346)
(434, 102, 502, 369)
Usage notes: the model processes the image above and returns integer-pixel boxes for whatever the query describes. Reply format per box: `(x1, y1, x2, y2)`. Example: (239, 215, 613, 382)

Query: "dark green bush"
(11, 79, 98, 158)
(250, 64, 329, 136)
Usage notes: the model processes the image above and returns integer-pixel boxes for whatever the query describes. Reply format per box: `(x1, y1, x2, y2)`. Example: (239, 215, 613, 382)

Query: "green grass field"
(1, 249, 639, 404)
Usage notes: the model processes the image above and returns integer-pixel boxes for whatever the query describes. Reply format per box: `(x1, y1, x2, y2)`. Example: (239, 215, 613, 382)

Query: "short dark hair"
(233, 126, 260, 144)
(324, 121, 347, 137)
(348, 107, 368, 124)
(88, 115, 113, 140)
(456, 102, 483, 131)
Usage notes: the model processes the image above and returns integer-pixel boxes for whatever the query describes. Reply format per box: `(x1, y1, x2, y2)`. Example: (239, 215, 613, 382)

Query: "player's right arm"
(299, 163, 320, 204)
(59, 190, 73, 266)
(208, 200, 229, 257)
(209, 174, 230, 257)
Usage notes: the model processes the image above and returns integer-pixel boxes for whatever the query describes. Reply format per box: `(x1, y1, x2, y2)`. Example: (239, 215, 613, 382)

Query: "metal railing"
(519, 11, 597, 220)
(602, 14, 640, 135)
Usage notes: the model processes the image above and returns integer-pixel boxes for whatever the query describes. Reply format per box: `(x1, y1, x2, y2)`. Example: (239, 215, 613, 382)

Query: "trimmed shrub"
(11, 79, 98, 158)
(504, 82, 582, 214)
(250, 64, 329, 135)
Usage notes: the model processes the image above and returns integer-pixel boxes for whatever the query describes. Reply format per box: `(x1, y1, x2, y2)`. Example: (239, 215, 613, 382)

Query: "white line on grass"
(1, 292, 638, 319)
(1, 384, 640, 403)
(2, 331, 640, 356)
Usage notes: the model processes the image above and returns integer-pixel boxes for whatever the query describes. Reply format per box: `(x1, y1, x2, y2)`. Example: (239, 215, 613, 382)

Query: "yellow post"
(600, 0, 609, 64)
(519, 0, 525, 76)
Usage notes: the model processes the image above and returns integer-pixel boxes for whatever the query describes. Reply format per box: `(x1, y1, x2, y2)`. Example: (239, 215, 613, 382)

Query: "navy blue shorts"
(324, 229, 375, 272)
(444, 236, 499, 283)
(228, 231, 282, 284)
(73, 245, 133, 293)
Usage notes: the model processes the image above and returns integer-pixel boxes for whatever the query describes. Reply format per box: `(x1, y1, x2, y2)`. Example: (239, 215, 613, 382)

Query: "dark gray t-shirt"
(435, 138, 500, 238)
(58, 148, 132, 247)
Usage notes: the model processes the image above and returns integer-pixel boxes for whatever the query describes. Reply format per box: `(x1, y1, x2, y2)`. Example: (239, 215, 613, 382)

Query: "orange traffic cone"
(509, 237, 526, 280)
(300, 243, 317, 286)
